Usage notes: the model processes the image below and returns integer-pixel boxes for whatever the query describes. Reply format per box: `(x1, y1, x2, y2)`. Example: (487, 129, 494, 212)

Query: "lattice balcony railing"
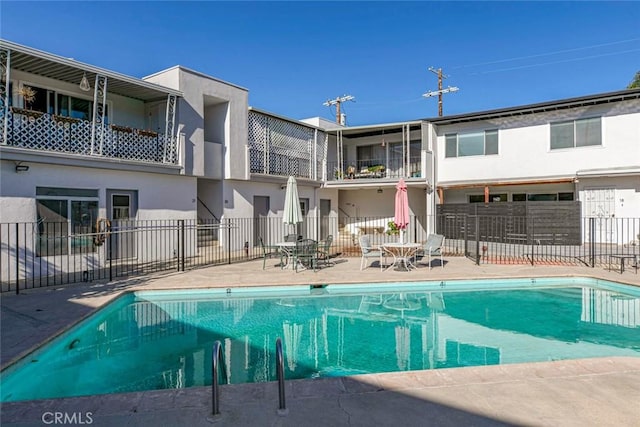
(0, 108, 177, 164)
(248, 111, 326, 180)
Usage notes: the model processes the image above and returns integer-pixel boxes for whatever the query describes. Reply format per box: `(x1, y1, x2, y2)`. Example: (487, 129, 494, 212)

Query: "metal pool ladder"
(210, 340, 228, 417)
(209, 338, 288, 418)
(276, 337, 288, 415)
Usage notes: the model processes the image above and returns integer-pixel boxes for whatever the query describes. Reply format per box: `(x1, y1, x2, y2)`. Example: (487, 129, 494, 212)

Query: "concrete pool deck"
(2, 257, 640, 426)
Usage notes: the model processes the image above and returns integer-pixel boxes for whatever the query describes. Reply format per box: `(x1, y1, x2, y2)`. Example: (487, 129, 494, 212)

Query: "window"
(512, 193, 574, 201)
(389, 140, 421, 170)
(469, 193, 507, 203)
(36, 187, 99, 256)
(550, 117, 601, 149)
(20, 84, 107, 122)
(445, 130, 498, 158)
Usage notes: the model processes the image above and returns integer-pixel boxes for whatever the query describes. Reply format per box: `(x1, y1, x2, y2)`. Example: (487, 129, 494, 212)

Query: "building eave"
(427, 88, 640, 126)
(438, 176, 577, 190)
(1, 39, 182, 102)
(0, 147, 183, 175)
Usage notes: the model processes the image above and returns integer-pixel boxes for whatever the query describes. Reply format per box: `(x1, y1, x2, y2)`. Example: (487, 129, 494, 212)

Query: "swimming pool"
(2, 277, 639, 402)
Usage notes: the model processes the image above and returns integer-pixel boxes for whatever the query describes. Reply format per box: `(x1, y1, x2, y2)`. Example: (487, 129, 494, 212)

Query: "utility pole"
(323, 95, 355, 124)
(423, 67, 459, 116)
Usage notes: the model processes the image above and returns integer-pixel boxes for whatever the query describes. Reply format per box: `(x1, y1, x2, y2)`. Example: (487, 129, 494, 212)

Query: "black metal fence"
(2, 214, 638, 293)
(459, 215, 639, 266)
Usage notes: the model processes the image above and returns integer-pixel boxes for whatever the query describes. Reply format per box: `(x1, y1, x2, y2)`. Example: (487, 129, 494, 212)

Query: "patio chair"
(259, 237, 282, 270)
(419, 234, 445, 269)
(317, 235, 334, 267)
(358, 234, 384, 271)
(295, 239, 318, 272)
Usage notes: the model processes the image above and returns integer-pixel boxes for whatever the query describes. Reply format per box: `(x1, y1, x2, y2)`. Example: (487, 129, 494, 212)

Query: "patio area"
(2, 257, 639, 426)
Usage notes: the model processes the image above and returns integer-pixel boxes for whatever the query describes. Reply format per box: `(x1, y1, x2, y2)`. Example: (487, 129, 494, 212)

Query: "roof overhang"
(1, 39, 182, 102)
(575, 166, 640, 178)
(324, 121, 424, 139)
(427, 88, 640, 126)
(438, 176, 577, 190)
(323, 178, 429, 190)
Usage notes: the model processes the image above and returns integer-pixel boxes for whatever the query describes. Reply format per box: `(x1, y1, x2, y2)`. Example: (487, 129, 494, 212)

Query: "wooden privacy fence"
(437, 201, 582, 245)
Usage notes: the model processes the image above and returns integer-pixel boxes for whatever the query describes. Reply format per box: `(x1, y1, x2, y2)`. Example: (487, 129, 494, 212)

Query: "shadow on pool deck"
(1, 257, 639, 426)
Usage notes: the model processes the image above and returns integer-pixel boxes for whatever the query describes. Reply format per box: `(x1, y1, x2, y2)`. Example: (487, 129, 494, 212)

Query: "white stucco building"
(1, 38, 639, 286)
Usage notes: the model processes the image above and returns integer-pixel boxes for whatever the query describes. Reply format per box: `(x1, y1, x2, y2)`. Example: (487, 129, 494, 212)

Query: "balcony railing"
(329, 156, 422, 181)
(248, 110, 326, 180)
(1, 107, 177, 164)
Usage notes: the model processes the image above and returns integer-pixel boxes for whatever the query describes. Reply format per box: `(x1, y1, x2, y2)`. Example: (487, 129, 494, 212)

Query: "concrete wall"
(436, 100, 640, 184)
(145, 67, 248, 180)
(197, 178, 223, 221)
(221, 180, 318, 219)
(577, 176, 640, 219)
(338, 187, 426, 219)
(0, 160, 197, 223)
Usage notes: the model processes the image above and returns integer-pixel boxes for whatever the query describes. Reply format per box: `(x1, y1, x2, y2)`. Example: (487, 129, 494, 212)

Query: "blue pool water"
(2, 277, 639, 402)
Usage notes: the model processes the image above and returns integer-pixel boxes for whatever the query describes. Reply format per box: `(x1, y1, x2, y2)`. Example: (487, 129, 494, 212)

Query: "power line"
(422, 67, 459, 117)
(471, 48, 640, 75)
(453, 37, 640, 70)
(323, 95, 355, 125)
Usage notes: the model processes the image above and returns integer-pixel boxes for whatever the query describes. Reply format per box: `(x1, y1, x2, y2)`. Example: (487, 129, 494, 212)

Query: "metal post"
(589, 217, 595, 268)
(1, 47, 10, 145)
(180, 220, 185, 272)
(227, 219, 232, 265)
(474, 216, 480, 266)
(463, 214, 468, 258)
(15, 223, 19, 294)
(109, 228, 113, 282)
(530, 217, 535, 266)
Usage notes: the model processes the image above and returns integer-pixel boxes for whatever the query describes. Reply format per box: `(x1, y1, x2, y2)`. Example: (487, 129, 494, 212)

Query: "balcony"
(248, 109, 326, 180)
(328, 156, 422, 181)
(1, 107, 177, 164)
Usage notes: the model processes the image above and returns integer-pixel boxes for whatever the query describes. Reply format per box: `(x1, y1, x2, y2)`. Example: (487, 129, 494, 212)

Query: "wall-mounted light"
(15, 164, 29, 173)
(280, 184, 287, 190)
(79, 72, 91, 92)
(377, 187, 383, 194)
(425, 183, 433, 194)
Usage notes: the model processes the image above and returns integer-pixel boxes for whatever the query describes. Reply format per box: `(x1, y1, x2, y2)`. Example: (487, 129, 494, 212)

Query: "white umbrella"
(283, 176, 302, 230)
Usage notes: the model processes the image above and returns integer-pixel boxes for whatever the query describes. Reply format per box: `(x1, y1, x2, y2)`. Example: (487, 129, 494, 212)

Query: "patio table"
(381, 242, 421, 272)
(276, 242, 296, 269)
(609, 254, 638, 274)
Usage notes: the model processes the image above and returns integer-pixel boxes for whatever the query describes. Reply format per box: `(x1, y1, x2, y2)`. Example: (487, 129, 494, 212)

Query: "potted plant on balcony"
(18, 85, 36, 109)
(12, 86, 44, 120)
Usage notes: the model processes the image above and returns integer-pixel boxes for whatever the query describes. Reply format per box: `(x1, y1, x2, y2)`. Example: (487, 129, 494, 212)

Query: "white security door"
(584, 188, 616, 243)
(107, 190, 138, 259)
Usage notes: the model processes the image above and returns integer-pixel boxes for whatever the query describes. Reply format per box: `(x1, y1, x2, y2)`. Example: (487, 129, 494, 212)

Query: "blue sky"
(1, 1, 639, 126)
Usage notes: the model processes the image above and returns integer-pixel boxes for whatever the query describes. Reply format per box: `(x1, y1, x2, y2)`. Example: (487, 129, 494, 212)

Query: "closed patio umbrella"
(283, 176, 303, 234)
(394, 178, 409, 243)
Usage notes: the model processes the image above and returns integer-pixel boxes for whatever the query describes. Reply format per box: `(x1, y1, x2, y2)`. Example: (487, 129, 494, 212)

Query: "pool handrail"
(276, 337, 288, 415)
(211, 340, 228, 416)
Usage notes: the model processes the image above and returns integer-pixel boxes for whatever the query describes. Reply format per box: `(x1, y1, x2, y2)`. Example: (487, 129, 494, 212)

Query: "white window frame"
(445, 129, 499, 158)
(36, 188, 100, 257)
(550, 117, 602, 150)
